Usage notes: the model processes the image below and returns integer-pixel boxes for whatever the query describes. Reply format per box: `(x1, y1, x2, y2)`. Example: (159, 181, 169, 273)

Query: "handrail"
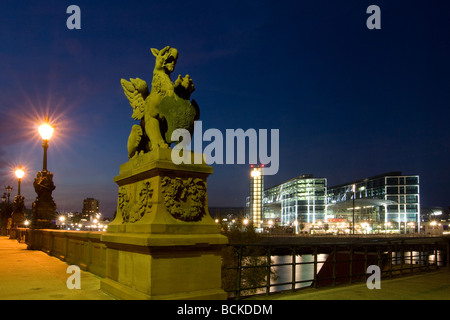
(223, 239, 448, 300)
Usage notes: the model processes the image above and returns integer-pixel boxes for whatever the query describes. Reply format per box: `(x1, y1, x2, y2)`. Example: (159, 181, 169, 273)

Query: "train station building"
(248, 169, 420, 234)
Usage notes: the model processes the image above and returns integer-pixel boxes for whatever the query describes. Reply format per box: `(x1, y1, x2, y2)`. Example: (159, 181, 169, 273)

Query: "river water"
(256, 250, 444, 294)
(254, 254, 328, 294)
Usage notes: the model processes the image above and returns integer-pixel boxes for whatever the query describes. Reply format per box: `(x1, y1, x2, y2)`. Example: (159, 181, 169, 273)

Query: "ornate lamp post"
(38, 120, 54, 171)
(31, 117, 57, 230)
(4, 186, 12, 204)
(11, 166, 26, 229)
(15, 167, 25, 195)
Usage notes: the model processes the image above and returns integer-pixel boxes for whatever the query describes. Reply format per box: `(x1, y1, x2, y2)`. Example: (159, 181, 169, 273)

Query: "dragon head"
(151, 46, 178, 74)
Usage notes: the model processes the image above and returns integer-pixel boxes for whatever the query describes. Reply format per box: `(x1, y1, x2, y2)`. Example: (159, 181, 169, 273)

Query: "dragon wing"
(121, 78, 150, 120)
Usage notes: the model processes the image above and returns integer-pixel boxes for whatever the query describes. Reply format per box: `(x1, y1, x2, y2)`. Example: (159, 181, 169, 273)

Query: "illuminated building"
(327, 172, 420, 233)
(263, 175, 327, 228)
(82, 197, 100, 221)
(249, 165, 264, 230)
(247, 170, 420, 234)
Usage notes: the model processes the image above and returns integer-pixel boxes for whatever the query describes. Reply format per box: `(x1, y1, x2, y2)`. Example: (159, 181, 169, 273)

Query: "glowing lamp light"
(15, 166, 25, 179)
(251, 169, 261, 178)
(39, 122, 54, 141)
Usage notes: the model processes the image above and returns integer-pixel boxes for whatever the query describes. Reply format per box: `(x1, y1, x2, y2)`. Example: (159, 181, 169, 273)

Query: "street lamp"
(15, 166, 25, 196)
(38, 118, 54, 171)
(30, 116, 57, 237)
(58, 215, 66, 229)
(12, 166, 26, 229)
(4, 186, 12, 204)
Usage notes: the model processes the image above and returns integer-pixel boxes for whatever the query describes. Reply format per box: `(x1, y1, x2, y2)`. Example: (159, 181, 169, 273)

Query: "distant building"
(420, 207, 449, 222)
(249, 165, 264, 230)
(246, 170, 421, 234)
(82, 198, 100, 221)
(328, 172, 420, 233)
(264, 174, 327, 227)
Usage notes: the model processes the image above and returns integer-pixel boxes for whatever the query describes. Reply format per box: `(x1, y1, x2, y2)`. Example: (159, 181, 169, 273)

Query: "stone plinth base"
(107, 148, 218, 234)
(100, 233, 227, 300)
(100, 149, 228, 300)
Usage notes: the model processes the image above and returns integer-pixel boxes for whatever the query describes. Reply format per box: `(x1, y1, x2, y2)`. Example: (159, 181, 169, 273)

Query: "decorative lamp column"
(5, 186, 12, 204)
(38, 119, 54, 171)
(15, 166, 24, 196)
(11, 166, 26, 228)
(31, 117, 57, 230)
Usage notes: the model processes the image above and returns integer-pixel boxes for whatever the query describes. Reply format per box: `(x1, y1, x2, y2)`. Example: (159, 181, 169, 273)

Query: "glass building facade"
(247, 170, 420, 234)
(263, 175, 327, 226)
(327, 172, 420, 233)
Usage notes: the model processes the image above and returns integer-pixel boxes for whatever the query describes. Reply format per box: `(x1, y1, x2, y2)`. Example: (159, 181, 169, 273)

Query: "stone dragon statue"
(121, 46, 199, 159)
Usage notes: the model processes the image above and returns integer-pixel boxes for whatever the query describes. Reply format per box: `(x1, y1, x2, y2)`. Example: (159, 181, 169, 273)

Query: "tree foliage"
(221, 224, 278, 298)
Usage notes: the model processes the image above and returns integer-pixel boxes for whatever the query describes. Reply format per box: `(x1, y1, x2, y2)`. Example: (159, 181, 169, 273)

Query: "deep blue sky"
(0, 1, 449, 218)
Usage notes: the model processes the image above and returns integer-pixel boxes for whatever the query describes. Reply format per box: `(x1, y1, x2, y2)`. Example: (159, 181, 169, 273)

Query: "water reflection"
(257, 254, 328, 294)
(260, 250, 442, 294)
(391, 250, 444, 266)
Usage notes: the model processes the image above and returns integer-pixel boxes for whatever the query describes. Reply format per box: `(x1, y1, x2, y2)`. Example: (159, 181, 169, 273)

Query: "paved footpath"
(0, 236, 114, 300)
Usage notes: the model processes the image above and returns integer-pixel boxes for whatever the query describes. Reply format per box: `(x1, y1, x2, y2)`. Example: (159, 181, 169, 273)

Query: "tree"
(0, 202, 13, 235)
(221, 224, 278, 298)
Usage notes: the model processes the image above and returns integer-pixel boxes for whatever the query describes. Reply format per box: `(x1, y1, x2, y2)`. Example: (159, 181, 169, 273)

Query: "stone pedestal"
(100, 149, 228, 300)
(32, 170, 56, 229)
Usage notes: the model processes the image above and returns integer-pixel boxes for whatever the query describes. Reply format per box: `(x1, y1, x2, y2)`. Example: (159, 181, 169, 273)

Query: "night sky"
(0, 1, 449, 218)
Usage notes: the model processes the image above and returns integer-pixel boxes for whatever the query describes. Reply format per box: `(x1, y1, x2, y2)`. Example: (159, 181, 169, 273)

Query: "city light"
(15, 166, 25, 179)
(251, 169, 260, 178)
(38, 121, 54, 141)
(14, 166, 25, 197)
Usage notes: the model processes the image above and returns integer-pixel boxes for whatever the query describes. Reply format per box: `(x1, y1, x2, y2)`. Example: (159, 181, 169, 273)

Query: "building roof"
(328, 171, 408, 189)
(265, 174, 326, 191)
(328, 198, 398, 211)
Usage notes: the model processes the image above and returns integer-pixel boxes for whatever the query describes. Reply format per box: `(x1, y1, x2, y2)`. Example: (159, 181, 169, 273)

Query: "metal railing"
(222, 239, 449, 300)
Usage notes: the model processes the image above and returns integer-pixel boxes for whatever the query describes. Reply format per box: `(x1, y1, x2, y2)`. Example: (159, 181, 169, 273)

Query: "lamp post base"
(32, 170, 57, 230)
